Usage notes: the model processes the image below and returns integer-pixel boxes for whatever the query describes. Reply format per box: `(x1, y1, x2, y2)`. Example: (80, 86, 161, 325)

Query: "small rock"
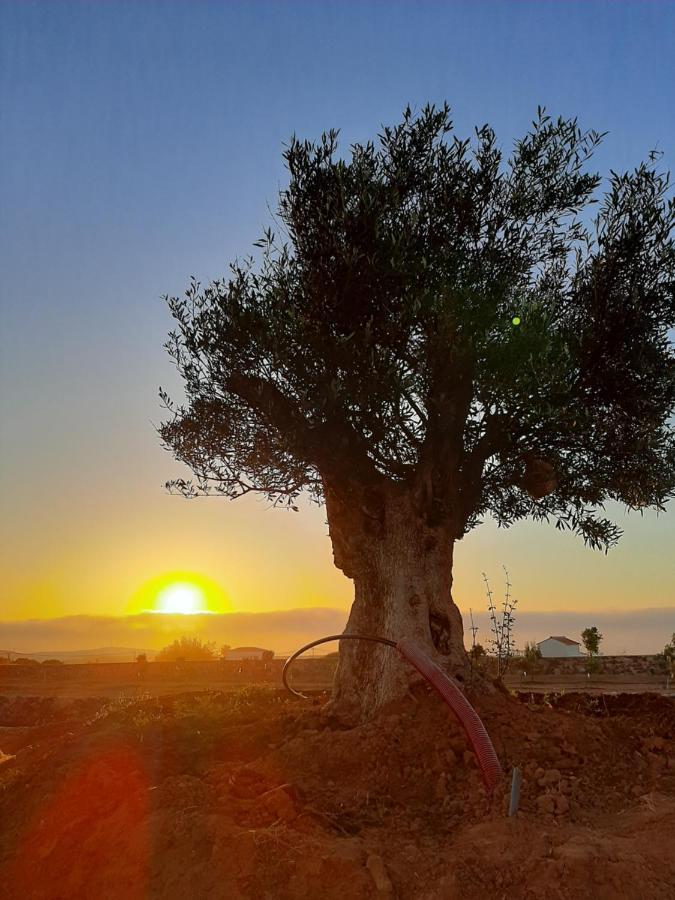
(445, 799, 462, 816)
(445, 748, 458, 767)
(632, 751, 648, 772)
(332, 841, 363, 864)
(538, 768, 561, 787)
(450, 736, 467, 754)
(463, 750, 476, 768)
(555, 794, 570, 816)
(647, 753, 666, 775)
(434, 773, 448, 799)
(299, 728, 319, 738)
(366, 854, 393, 895)
(537, 794, 556, 815)
(259, 785, 296, 822)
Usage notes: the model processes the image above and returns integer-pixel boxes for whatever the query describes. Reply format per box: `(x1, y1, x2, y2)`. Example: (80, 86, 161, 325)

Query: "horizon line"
(1, 604, 673, 625)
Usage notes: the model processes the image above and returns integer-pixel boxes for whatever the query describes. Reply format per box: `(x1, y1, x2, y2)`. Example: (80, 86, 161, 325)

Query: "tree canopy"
(161, 105, 675, 551)
(155, 637, 216, 662)
(581, 626, 603, 656)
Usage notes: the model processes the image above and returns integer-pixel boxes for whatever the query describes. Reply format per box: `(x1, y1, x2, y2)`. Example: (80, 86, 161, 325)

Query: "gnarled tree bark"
(324, 481, 466, 721)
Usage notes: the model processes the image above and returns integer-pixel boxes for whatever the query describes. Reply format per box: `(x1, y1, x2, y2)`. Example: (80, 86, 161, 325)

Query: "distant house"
(537, 636, 583, 658)
(224, 646, 274, 661)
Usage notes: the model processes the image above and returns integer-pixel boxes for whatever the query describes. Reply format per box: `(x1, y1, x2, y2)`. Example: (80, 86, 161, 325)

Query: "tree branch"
(225, 373, 381, 484)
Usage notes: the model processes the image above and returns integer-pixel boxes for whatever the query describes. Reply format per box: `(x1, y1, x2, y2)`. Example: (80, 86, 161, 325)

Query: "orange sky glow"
(0, 3, 673, 658)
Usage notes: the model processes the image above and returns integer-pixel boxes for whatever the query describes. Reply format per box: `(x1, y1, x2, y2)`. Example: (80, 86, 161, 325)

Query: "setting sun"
(155, 582, 206, 615)
(128, 571, 231, 615)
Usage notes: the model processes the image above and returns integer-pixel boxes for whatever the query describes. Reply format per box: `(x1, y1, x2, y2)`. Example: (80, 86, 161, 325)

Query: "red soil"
(0, 686, 673, 899)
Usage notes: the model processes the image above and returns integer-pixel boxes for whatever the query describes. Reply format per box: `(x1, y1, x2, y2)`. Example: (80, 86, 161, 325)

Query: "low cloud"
(0, 608, 349, 657)
(0, 606, 672, 657)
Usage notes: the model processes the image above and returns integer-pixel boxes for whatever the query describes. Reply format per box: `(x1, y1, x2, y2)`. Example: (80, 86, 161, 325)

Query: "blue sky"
(0, 1, 673, 643)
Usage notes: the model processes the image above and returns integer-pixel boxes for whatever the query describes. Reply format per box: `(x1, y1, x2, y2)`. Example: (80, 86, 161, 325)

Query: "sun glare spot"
(129, 571, 230, 615)
(155, 582, 206, 615)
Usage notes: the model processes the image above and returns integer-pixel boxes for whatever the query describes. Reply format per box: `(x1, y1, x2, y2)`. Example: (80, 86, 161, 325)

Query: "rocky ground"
(0, 685, 673, 899)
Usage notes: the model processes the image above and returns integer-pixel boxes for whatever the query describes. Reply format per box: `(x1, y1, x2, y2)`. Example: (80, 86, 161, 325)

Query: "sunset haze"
(1, 1, 673, 654)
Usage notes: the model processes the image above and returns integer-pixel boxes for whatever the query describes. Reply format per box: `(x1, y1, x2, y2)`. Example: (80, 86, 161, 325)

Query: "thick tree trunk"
(325, 484, 467, 722)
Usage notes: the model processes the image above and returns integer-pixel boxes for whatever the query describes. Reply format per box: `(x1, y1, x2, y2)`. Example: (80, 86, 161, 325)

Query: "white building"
(224, 646, 273, 661)
(537, 636, 583, 658)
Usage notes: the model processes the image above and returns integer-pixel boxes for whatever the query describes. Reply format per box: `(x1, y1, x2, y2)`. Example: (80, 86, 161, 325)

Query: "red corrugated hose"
(282, 633, 502, 794)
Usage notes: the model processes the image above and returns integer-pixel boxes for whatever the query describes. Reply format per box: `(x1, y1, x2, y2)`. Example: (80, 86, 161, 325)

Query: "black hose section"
(281, 633, 397, 699)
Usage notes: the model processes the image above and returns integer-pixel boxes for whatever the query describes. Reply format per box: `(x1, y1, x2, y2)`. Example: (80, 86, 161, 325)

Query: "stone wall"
(516, 654, 666, 676)
(0, 654, 666, 691)
(0, 659, 284, 685)
(479, 653, 667, 677)
(0, 656, 337, 689)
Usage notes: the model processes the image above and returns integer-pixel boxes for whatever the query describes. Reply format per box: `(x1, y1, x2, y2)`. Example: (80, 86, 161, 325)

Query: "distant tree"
(469, 643, 486, 659)
(469, 643, 486, 663)
(219, 644, 232, 659)
(13, 657, 39, 666)
(136, 653, 148, 665)
(160, 105, 675, 719)
(522, 641, 543, 678)
(261, 649, 274, 661)
(467, 641, 486, 687)
(40, 659, 63, 666)
(662, 634, 675, 674)
(581, 626, 603, 657)
(156, 637, 216, 662)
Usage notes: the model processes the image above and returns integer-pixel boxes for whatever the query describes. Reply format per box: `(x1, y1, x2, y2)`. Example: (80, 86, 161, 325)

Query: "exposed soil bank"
(0, 687, 673, 899)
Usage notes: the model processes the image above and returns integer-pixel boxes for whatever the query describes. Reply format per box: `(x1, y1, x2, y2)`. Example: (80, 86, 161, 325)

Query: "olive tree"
(160, 105, 675, 719)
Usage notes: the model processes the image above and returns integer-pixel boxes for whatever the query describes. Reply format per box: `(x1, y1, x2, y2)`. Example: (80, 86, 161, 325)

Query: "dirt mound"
(0, 686, 673, 899)
(0, 695, 106, 727)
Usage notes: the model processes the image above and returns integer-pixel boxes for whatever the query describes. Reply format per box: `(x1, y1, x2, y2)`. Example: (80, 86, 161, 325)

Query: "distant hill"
(0, 647, 155, 664)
